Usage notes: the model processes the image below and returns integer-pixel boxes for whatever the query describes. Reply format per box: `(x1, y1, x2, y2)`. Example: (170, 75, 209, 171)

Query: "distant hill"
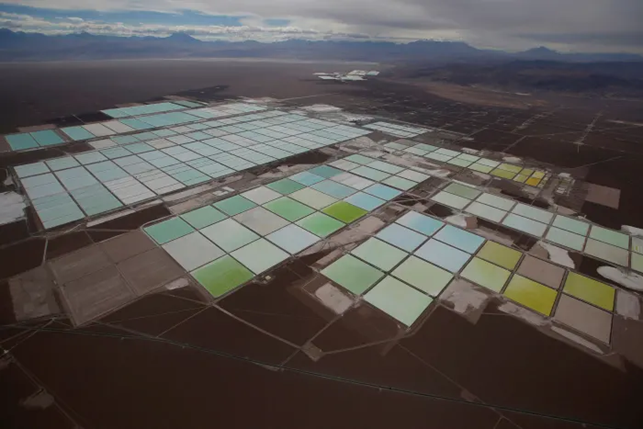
(515, 46, 643, 63)
(0, 29, 641, 63)
(397, 60, 643, 98)
(164, 32, 204, 44)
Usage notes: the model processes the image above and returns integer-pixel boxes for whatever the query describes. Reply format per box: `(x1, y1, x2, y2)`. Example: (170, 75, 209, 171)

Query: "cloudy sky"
(0, 1, 641, 53)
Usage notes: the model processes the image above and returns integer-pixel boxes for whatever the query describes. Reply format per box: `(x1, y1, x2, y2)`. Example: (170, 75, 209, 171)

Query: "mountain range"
(0, 29, 641, 63)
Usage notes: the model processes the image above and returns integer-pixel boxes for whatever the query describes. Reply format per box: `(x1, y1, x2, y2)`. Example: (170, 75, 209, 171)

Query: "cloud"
(0, 10, 374, 42)
(0, 0, 641, 52)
